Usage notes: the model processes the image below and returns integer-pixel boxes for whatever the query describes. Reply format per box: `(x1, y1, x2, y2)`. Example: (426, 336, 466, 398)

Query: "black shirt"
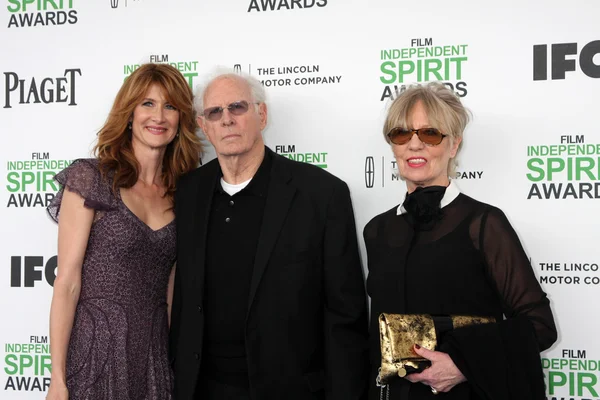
(201, 150, 272, 387)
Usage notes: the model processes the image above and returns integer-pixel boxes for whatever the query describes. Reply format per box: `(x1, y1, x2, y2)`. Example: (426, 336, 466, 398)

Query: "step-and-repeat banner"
(1, 0, 598, 398)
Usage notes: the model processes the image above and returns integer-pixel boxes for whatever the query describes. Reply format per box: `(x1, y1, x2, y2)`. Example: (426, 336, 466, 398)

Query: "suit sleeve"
(323, 180, 369, 400)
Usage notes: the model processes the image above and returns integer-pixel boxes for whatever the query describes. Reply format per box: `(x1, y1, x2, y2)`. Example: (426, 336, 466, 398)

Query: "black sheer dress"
(364, 183, 557, 400)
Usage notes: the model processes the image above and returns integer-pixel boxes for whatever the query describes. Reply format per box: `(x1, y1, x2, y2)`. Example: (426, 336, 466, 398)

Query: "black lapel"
(188, 160, 219, 299)
(247, 152, 296, 315)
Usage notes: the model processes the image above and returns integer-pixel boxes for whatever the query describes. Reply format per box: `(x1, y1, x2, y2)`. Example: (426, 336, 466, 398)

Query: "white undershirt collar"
(220, 177, 252, 196)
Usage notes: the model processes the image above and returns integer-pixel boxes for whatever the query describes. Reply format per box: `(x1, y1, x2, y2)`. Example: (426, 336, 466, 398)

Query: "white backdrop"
(1, 0, 599, 398)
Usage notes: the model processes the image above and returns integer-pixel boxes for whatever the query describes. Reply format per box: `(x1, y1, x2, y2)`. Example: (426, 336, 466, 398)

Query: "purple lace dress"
(47, 159, 175, 400)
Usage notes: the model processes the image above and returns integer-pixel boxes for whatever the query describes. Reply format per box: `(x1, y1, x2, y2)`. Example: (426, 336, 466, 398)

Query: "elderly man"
(169, 71, 369, 400)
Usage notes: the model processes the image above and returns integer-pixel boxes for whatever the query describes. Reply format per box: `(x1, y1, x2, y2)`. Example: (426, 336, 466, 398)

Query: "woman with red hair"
(46, 63, 202, 400)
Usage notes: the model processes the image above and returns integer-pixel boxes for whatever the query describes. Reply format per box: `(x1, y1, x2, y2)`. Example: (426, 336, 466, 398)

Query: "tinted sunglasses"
(202, 100, 258, 122)
(387, 127, 447, 146)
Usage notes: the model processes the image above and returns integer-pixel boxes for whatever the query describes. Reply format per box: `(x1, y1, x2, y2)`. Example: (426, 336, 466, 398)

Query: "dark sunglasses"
(202, 100, 258, 122)
(387, 127, 447, 146)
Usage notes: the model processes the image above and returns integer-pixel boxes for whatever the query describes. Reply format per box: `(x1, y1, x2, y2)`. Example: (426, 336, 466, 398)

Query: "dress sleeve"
(47, 158, 117, 222)
(478, 206, 557, 351)
(439, 206, 557, 399)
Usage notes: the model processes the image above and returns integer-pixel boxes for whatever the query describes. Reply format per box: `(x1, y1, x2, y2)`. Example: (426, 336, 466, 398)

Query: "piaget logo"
(123, 54, 199, 88)
(3, 68, 81, 109)
(275, 145, 328, 168)
(379, 38, 468, 101)
(5, 153, 72, 208)
(6, 0, 77, 28)
(4, 336, 51, 392)
(543, 349, 600, 399)
(526, 135, 600, 199)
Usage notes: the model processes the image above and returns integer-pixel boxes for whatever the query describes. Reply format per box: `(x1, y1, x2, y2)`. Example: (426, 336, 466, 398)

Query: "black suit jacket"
(170, 147, 369, 400)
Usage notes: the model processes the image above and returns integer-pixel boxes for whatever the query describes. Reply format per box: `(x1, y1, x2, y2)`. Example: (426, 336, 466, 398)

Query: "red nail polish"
(414, 344, 421, 350)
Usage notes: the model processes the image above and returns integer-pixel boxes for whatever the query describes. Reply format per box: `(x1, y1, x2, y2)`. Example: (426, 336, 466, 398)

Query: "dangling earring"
(127, 121, 132, 130)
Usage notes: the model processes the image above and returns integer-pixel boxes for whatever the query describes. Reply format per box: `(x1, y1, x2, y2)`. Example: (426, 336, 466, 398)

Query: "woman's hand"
(405, 344, 466, 393)
(46, 382, 69, 400)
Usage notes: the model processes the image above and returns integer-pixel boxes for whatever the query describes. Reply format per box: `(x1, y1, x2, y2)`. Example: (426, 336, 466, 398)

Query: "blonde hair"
(383, 82, 471, 177)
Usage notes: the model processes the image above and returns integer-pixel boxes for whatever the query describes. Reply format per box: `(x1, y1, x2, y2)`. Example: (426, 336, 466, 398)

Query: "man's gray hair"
(194, 67, 267, 115)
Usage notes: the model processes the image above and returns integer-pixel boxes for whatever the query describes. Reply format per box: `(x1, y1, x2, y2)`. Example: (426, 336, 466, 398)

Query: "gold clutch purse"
(377, 313, 495, 385)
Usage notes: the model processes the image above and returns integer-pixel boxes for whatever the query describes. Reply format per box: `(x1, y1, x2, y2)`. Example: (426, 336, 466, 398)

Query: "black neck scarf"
(402, 185, 447, 231)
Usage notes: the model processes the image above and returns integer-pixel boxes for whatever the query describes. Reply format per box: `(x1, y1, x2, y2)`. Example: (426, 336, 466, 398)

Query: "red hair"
(94, 63, 202, 199)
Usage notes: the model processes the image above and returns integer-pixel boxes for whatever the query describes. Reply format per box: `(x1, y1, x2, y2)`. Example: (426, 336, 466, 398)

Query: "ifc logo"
(10, 256, 57, 287)
(533, 40, 600, 80)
